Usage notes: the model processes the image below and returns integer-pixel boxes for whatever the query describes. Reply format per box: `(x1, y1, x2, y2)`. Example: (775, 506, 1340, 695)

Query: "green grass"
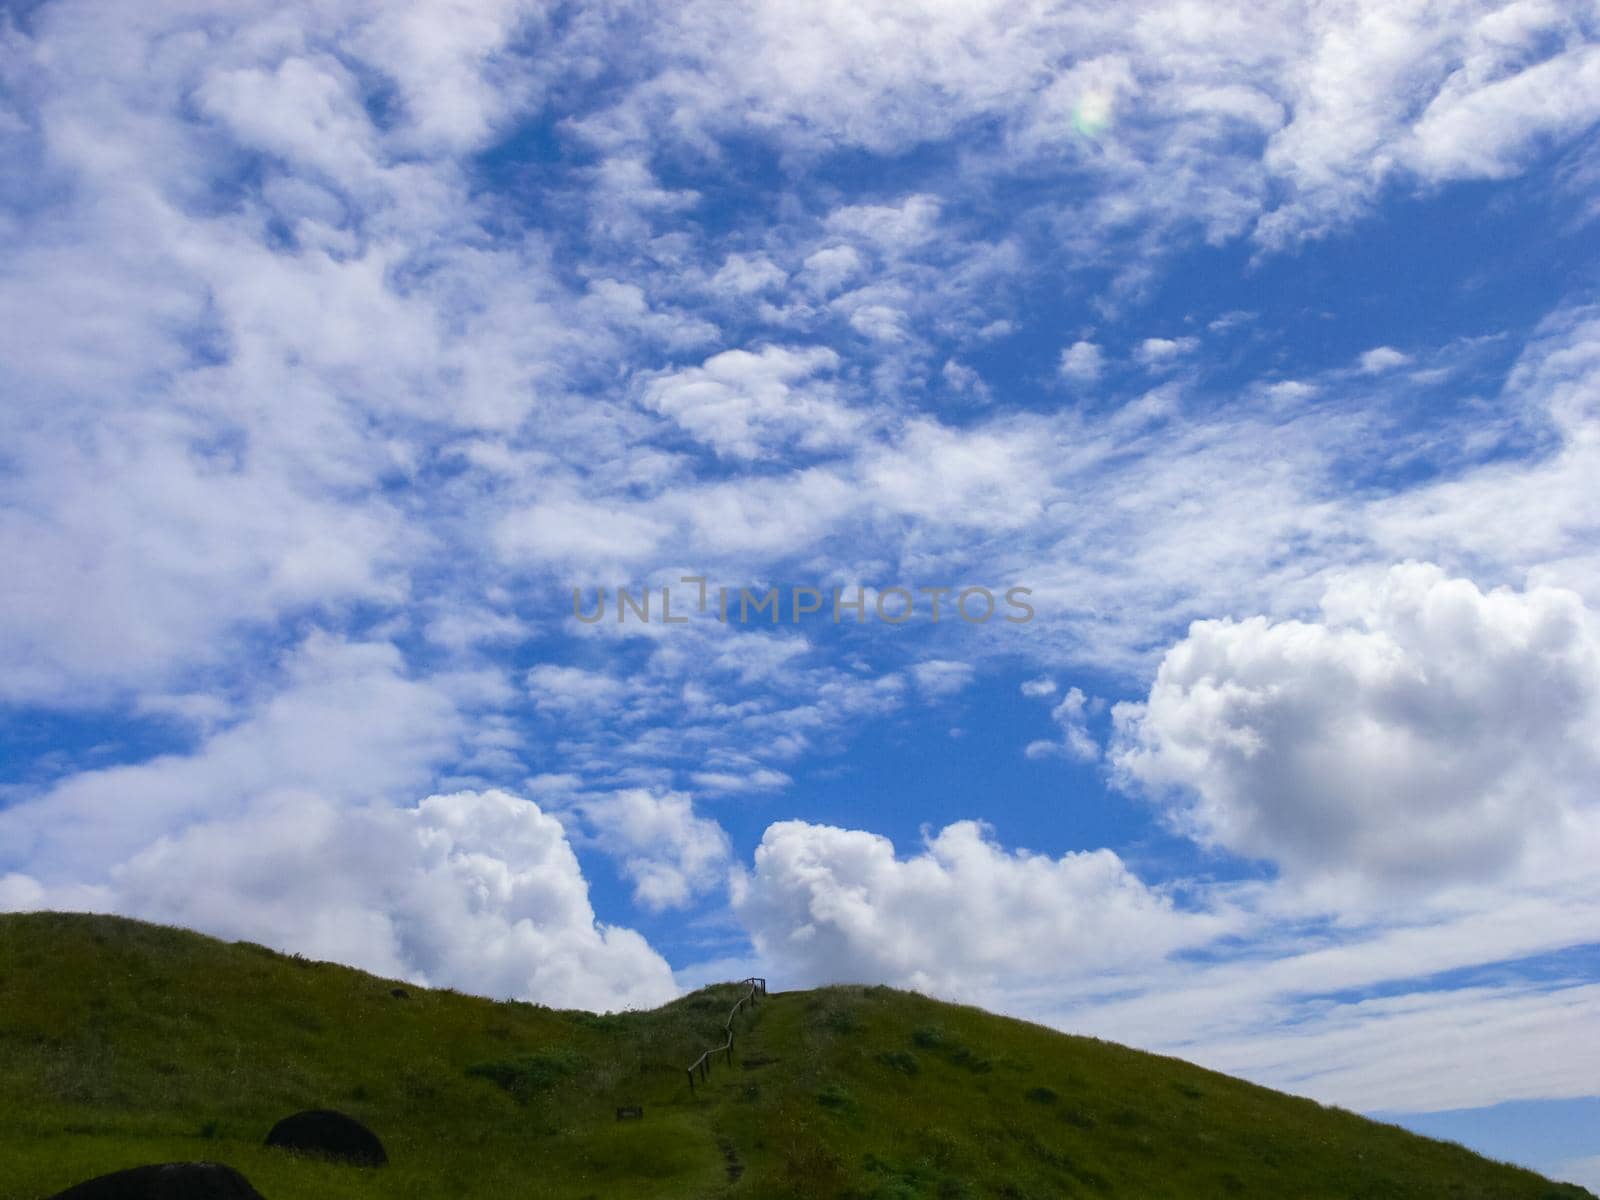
(0, 912, 1591, 1199)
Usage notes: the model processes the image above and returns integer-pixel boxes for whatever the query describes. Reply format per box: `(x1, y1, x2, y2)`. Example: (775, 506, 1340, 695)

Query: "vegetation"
(0, 912, 1591, 1199)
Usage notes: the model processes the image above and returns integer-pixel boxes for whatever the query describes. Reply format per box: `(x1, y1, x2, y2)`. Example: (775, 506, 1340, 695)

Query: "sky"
(2, 0, 1599, 1186)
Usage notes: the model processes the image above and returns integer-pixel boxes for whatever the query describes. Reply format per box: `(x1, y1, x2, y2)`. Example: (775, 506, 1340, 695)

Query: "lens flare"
(1073, 91, 1114, 138)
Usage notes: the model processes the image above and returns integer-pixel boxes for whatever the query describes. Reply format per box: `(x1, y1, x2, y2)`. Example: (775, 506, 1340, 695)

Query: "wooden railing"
(685, 977, 766, 1092)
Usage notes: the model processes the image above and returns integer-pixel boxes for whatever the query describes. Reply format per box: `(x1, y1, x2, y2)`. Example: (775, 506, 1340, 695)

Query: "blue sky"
(3, 0, 1600, 1187)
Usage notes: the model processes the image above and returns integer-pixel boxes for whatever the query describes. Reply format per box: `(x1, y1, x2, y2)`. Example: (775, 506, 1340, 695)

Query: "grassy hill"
(0, 912, 1590, 1200)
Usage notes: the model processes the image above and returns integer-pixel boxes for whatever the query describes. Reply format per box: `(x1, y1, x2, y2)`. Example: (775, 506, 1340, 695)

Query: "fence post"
(684, 978, 768, 1092)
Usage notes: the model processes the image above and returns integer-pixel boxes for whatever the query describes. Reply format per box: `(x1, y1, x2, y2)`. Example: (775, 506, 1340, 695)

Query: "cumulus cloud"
(1357, 345, 1413, 373)
(5, 785, 677, 1011)
(732, 819, 1217, 993)
(1134, 336, 1200, 367)
(0, 636, 675, 1010)
(570, 788, 731, 912)
(1111, 563, 1600, 890)
(1058, 339, 1105, 383)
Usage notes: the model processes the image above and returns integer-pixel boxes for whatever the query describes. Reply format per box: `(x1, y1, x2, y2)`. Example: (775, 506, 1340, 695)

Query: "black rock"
(389, 987, 409, 999)
(45, 1162, 264, 1200)
(264, 1108, 387, 1167)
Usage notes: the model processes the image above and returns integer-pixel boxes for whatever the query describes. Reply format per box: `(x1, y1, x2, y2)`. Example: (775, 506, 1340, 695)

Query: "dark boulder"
(46, 1162, 264, 1200)
(264, 1108, 386, 1166)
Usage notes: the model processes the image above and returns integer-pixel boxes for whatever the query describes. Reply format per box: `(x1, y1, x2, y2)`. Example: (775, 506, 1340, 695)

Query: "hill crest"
(0, 911, 1591, 1200)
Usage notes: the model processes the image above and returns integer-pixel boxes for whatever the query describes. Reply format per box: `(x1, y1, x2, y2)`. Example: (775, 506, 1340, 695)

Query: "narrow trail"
(688, 980, 778, 1192)
(684, 977, 766, 1092)
(717, 1136, 745, 1183)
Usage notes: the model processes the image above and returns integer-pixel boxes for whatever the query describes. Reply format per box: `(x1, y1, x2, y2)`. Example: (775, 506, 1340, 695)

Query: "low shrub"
(466, 1047, 586, 1101)
(879, 1049, 920, 1076)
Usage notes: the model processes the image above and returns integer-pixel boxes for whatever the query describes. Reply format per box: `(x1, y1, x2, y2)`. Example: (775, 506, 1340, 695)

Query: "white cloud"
(0, 674, 675, 1010)
(824, 194, 941, 250)
(1020, 676, 1057, 699)
(1366, 306, 1600, 580)
(732, 819, 1218, 993)
(1111, 563, 1600, 890)
(860, 418, 1051, 531)
(1198, 980, 1600, 1114)
(845, 300, 910, 343)
(346, 0, 538, 152)
(0, 874, 47, 910)
(1254, 1, 1600, 245)
(573, 0, 1600, 255)
(799, 244, 864, 295)
(1058, 339, 1105, 382)
(423, 607, 527, 651)
(1208, 310, 1256, 333)
(1357, 345, 1412, 373)
(689, 767, 794, 794)
(527, 664, 628, 712)
(641, 345, 857, 459)
(912, 659, 974, 697)
(0, 630, 677, 1010)
(0, 635, 464, 881)
(1014, 865, 1600, 1113)
(1262, 379, 1318, 403)
(714, 801, 1600, 1115)
(1408, 43, 1600, 181)
(1134, 336, 1200, 367)
(103, 788, 676, 1011)
(495, 493, 669, 568)
(1025, 685, 1100, 762)
(196, 56, 379, 191)
(0, 407, 412, 704)
(710, 252, 787, 295)
(940, 358, 991, 403)
(570, 788, 731, 912)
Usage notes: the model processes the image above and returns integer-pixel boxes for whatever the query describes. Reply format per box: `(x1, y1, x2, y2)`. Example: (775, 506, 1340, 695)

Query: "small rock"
(265, 1109, 387, 1167)
(45, 1162, 264, 1200)
(389, 987, 409, 999)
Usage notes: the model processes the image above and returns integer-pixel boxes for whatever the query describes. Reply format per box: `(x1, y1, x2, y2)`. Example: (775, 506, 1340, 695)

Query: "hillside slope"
(0, 913, 1589, 1200)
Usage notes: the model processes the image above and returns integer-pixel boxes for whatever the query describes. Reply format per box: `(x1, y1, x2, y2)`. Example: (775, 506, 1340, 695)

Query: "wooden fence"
(685, 977, 766, 1092)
